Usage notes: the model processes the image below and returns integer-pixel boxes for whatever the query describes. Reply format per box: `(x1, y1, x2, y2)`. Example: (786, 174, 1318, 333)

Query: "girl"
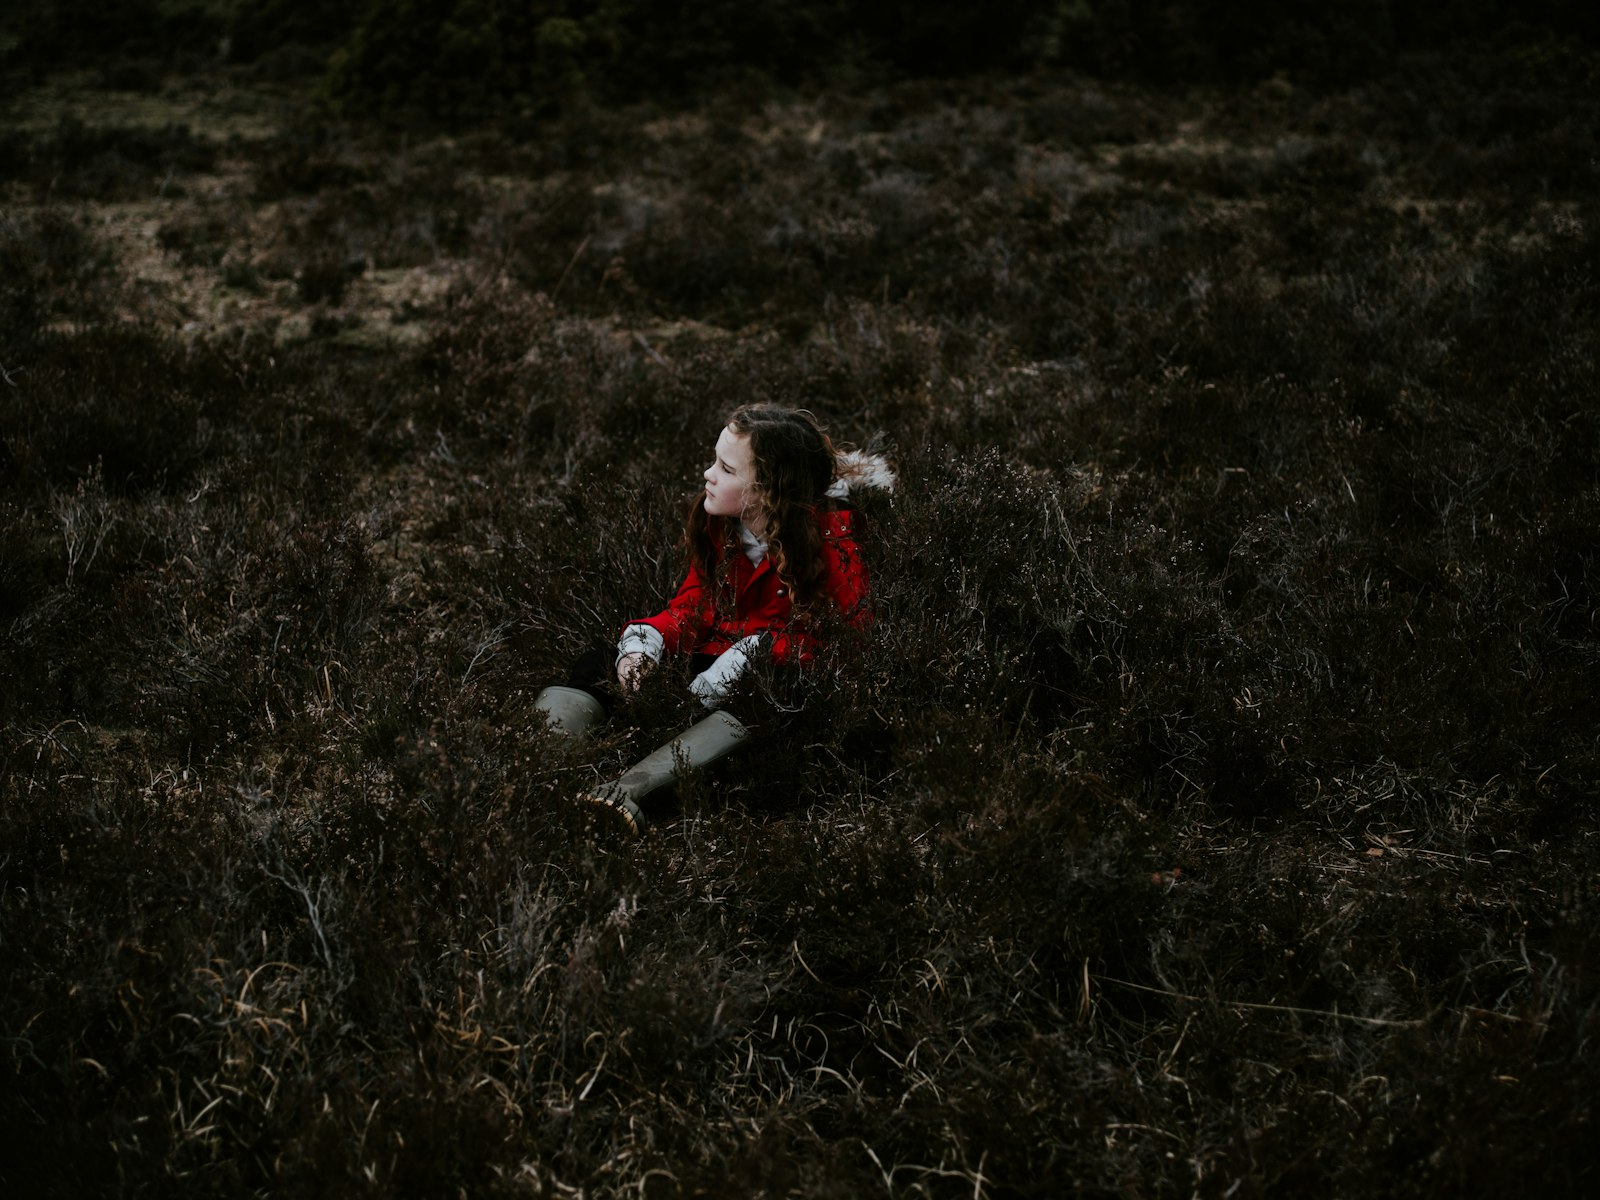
(533, 404, 893, 835)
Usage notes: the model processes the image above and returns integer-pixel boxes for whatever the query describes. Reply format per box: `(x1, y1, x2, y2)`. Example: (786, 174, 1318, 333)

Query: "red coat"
(626, 506, 869, 666)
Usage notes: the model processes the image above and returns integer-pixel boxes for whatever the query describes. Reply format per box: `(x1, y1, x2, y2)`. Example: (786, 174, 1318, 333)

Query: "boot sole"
(581, 789, 645, 838)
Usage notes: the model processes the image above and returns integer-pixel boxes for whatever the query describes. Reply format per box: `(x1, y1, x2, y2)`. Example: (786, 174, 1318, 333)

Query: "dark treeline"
(4, 0, 1598, 114)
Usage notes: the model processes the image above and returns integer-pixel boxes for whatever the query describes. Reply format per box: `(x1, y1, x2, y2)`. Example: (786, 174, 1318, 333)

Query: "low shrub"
(0, 208, 116, 352)
(0, 117, 217, 201)
(2, 52, 1596, 1197)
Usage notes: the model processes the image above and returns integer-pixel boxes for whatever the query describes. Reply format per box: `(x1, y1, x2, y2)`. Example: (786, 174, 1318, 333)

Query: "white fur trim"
(827, 449, 897, 499)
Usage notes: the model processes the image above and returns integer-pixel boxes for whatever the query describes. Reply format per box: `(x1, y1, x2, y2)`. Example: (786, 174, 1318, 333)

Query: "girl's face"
(703, 425, 761, 523)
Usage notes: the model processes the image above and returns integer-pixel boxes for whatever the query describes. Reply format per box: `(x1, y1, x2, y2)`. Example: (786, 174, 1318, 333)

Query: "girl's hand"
(616, 652, 649, 691)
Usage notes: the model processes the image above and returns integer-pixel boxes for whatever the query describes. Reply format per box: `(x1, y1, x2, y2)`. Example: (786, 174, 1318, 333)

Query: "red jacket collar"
(725, 505, 858, 592)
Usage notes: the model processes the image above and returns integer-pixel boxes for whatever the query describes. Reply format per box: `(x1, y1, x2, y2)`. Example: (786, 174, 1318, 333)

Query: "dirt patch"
(5, 74, 474, 348)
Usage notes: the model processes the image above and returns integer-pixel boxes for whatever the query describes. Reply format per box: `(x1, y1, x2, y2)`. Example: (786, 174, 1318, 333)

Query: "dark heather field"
(2, 6, 1598, 1197)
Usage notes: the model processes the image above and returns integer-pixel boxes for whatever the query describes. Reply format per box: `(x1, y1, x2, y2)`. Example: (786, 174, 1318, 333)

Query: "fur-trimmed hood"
(826, 448, 897, 501)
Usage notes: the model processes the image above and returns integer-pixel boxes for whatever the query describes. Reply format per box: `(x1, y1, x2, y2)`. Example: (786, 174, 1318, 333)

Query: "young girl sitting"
(533, 403, 894, 835)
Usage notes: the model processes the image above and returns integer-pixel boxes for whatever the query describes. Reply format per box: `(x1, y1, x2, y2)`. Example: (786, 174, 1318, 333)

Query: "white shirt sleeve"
(687, 634, 767, 708)
(616, 623, 665, 664)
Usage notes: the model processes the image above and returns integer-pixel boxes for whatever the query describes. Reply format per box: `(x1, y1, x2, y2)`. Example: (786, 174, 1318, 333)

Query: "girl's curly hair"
(684, 404, 838, 611)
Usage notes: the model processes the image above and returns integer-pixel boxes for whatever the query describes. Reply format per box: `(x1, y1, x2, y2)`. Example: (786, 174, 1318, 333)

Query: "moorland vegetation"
(2, 2, 1597, 1195)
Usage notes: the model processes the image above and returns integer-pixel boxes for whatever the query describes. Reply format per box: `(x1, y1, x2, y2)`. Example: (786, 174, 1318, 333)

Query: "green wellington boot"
(583, 709, 750, 837)
(532, 685, 607, 737)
